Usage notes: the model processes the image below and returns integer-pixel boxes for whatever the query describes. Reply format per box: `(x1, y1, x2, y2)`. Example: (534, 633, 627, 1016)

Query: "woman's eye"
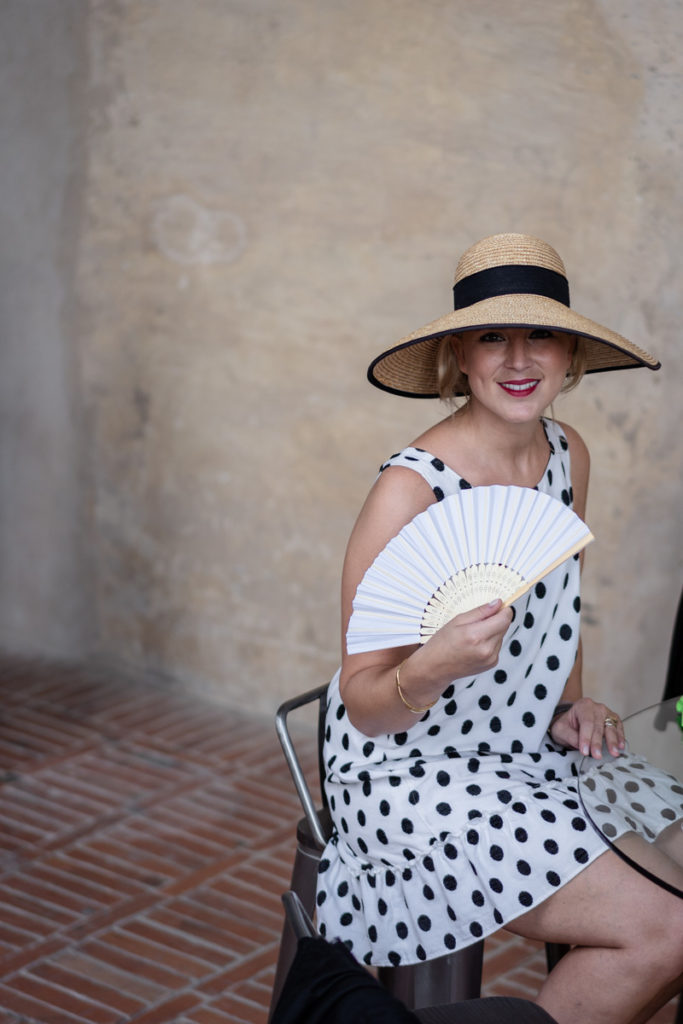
(529, 329, 554, 340)
(480, 332, 505, 343)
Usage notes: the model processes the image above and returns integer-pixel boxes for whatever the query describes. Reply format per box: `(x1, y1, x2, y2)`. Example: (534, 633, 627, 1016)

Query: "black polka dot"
(535, 582, 547, 599)
(490, 716, 502, 733)
(433, 486, 445, 502)
(470, 922, 483, 938)
(437, 770, 451, 786)
(546, 655, 560, 671)
(546, 870, 561, 886)
(396, 921, 409, 939)
(559, 624, 573, 641)
(517, 859, 531, 875)
(514, 828, 528, 843)
(518, 891, 533, 907)
(490, 844, 504, 861)
(510, 640, 522, 657)
(431, 457, 445, 471)
(522, 711, 536, 728)
(436, 802, 452, 816)
(494, 670, 507, 683)
(490, 877, 504, 893)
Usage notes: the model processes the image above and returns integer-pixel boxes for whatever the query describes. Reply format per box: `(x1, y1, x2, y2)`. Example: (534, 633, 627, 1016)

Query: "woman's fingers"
(575, 701, 624, 759)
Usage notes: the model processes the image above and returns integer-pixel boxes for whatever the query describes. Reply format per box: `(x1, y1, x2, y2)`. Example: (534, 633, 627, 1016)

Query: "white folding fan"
(346, 485, 593, 655)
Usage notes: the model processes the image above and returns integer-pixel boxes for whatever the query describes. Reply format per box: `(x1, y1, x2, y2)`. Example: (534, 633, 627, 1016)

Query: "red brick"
(51, 948, 166, 1003)
(30, 959, 147, 1016)
(78, 937, 187, 989)
(182, 1007, 237, 1024)
(151, 901, 257, 953)
(193, 884, 281, 928)
(123, 917, 229, 967)
(0, 901, 56, 939)
(65, 840, 171, 887)
(114, 991, 200, 1023)
(160, 852, 243, 897)
(0, 981, 99, 1023)
(208, 991, 269, 1023)
(41, 849, 147, 897)
(0, 880, 81, 924)
(94, 927, 212, 979)
(25, 863, 123, 907)
(5, 972, 122, 1023)
(197, 945, 279, 997)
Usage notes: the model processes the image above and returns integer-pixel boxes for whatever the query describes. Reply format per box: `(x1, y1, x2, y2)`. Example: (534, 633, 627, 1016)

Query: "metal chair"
(268, 683, 568, 1019)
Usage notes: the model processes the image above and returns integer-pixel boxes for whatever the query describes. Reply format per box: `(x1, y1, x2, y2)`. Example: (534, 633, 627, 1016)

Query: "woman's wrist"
(550, 701, 574, 723)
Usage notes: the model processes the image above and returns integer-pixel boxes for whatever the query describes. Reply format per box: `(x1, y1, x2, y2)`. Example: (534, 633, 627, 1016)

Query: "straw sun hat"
(368, 233, 661, 398)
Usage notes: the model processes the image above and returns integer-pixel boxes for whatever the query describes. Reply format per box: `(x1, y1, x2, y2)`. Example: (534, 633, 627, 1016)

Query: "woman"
(316, 234, 683, 1024)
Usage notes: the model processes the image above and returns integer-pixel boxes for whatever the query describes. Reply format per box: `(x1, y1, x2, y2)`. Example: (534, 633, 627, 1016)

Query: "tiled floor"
(0, 655, 678, 1023)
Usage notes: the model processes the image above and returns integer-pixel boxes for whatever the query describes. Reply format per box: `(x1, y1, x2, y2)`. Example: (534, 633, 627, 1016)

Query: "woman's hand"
(411, 599, 514, 688)
(549, 697, 625, 759)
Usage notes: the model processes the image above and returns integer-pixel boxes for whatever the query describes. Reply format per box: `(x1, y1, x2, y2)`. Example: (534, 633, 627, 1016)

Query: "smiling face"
(452, 327, 575, 422)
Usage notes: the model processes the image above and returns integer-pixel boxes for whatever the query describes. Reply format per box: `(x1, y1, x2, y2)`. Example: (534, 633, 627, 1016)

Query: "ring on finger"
(604, 716, 619, 729)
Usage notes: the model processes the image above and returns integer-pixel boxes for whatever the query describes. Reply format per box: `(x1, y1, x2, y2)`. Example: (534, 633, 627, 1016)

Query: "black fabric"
(270, 935, 421, 1024)
(452, 265, 570, 310)
(416, 998, 559, 1024)
(270, 935, 559, 1024)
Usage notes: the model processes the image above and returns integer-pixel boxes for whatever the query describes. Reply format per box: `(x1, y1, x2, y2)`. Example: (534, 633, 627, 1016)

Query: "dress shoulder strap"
(378, 447, 471, 502)
(539, 418, 573, 506)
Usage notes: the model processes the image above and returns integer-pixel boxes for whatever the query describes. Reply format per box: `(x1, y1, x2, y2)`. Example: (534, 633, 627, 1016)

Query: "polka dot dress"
(315, 419, 683, 966)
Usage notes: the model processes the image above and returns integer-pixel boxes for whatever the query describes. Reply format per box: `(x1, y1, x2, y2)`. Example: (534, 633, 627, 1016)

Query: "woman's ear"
(451, 334, 468, 375)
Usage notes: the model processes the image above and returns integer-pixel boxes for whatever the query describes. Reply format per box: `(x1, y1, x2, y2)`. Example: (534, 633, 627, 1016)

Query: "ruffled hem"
(316, 758, 683, 967)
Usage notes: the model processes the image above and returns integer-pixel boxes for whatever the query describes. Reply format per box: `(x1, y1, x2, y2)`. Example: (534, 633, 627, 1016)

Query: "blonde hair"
(436, 333, 587, 403)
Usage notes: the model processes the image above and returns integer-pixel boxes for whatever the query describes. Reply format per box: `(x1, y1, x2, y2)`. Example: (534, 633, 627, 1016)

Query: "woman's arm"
(339, 466, 512, 736)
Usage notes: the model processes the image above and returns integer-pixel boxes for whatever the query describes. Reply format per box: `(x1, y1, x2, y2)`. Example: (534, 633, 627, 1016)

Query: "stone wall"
(1, 0, 682, 716)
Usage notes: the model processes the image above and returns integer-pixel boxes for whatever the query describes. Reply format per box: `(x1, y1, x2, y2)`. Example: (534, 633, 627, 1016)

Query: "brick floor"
(0, 655, 678, 1023)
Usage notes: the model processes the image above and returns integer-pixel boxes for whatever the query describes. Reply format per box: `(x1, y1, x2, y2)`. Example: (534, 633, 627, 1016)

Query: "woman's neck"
(441, 402, 551, 488)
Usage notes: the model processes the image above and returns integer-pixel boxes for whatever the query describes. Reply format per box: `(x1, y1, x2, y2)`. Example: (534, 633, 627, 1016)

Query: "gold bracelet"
(395, 660, 438, 715)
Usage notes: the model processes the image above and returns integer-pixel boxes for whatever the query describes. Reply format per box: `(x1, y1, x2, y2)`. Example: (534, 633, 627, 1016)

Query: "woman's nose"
(505, 337, 532, 368)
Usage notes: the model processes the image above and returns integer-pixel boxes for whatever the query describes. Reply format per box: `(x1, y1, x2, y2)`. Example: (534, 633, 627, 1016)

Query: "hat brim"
(368, 294, 661, 398)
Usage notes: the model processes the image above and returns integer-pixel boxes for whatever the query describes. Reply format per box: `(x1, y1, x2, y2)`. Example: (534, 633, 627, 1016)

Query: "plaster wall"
(1, 0, 682, 717)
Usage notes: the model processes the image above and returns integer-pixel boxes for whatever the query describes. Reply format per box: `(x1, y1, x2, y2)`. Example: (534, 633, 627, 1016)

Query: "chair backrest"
(275, 683, 330, 848)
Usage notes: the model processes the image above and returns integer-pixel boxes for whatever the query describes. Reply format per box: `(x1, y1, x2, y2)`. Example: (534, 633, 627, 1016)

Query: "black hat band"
(453, 265, 570, 311)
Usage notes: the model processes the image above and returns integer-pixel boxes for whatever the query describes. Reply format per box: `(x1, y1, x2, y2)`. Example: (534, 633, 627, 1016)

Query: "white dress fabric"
(316, 418, 683, 967)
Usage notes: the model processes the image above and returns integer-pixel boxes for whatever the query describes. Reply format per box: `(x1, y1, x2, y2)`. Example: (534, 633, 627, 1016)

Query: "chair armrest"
(275, 683, 330, 848)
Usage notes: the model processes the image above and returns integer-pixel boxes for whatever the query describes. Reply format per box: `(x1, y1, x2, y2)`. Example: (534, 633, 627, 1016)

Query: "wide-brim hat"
(368, 233, 661, 398)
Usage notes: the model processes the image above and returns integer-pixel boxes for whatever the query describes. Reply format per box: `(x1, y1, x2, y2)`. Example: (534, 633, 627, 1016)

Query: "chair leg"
(268, 843, 321, 1021)
(378, 941, 484, 1010)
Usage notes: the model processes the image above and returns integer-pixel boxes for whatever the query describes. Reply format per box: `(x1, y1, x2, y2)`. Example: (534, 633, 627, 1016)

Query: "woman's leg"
(503, 843, 683, 1024)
